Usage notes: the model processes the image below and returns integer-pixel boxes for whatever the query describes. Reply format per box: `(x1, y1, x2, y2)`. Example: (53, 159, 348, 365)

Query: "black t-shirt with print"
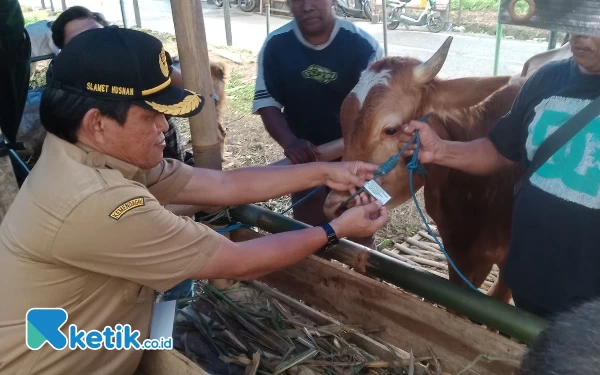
(489, 57, 600, 313)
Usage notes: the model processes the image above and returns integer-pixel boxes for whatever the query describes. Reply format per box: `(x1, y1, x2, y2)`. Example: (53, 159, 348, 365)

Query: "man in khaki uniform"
(0, 28, 388, 375)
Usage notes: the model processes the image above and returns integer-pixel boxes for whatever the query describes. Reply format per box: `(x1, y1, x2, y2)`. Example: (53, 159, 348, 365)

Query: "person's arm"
(399, 120, 514, 176)
(191, 196, 387, 281)
(171, 161, 377, 206)
(52, 185, 387, 293)
(258, 107, 317, 164)
(253, 40, 317, 164)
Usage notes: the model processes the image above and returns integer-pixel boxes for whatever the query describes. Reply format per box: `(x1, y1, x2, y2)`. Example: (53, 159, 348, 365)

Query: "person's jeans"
(162, 280, 194, 301)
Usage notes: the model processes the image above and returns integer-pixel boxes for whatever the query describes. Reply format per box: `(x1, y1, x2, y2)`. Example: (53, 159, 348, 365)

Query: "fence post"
(61, 0, 66, 11)
(224, 0, 232, 46)
(457, 0, 462, 25)
(382, 0, 388, 57)
(266, 3, 271, 35)
(49, 0, 54, 12)
(120, 0, 128, 28)
(133, 0, 142, 28)
(41, 0, 46, 9)
(548, 30, 557, 50)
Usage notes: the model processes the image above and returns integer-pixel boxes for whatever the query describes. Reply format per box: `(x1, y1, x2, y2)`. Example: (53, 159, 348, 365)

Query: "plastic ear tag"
(363, 180, 392, 205)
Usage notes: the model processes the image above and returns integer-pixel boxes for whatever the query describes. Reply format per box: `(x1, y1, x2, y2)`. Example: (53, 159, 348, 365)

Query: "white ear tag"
(363, 180, 392, 205)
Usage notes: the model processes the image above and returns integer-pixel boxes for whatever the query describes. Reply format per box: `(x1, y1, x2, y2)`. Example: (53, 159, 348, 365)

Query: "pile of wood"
(379, 224, 499, 293)
(173, 281, 442, 375)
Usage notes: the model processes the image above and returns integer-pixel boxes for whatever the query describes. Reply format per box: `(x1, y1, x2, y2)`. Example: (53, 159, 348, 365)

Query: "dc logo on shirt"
(526, 96, 600, 209)
(302, 64, 338, 84)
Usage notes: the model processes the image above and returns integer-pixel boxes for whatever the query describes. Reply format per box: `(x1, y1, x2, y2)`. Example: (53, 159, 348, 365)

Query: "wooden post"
(49, 0, 54, 12)
(223, 0, 232, 46)
(41, 0, 46, 9)
(61, 0, 66, 11)
(457, 0, 462, 25)
(133, 0, 142, 28)
(170, 0, 222, 170)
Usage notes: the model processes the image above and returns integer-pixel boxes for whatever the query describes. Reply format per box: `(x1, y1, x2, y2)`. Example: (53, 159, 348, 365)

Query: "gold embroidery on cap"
(159, 49, 169, 78)
(145, 94, 202, 116)
(87, 82, 110, 93)
(109, 197, 145, 220)
(111, 86, 135, 96)
(141, 78, 171, 96)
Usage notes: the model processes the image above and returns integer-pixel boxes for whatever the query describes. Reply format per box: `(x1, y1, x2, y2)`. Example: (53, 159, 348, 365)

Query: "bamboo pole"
(170, 0, 222, 170)
(133, 0, 142, 28)
(230, 204, 547, 343)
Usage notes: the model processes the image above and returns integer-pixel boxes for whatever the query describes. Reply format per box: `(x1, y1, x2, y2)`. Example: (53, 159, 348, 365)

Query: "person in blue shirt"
(398, 34, 600, 319)
(253, 0, 383, 236)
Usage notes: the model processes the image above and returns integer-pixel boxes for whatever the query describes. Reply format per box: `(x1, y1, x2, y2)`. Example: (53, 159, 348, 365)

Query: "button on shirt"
(0, 133, 222, 375)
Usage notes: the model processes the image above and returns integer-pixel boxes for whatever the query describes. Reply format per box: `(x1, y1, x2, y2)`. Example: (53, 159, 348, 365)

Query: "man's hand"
(284, 138, 318, 164)
(330, 196, 388, 239)
(323, 161, 378, 191)
(399, 120, 444, 164)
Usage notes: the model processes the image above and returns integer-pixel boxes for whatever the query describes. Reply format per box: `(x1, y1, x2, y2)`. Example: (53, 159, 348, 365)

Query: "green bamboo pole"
(230, 204, 547, 344)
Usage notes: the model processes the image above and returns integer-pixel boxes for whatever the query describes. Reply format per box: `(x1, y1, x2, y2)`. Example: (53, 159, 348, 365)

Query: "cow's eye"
(384, 128, 398, 136)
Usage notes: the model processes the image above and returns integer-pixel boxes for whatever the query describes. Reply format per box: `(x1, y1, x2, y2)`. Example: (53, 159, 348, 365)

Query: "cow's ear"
(429, 76, 510, 111)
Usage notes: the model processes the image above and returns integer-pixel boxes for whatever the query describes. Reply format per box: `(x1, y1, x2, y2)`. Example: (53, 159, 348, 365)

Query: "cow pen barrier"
(229, 203, 548, 344)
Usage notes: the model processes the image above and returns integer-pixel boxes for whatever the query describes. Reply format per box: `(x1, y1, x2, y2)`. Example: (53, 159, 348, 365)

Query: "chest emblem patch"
(302, 65, 338, 84)
(109, 197, 145, 220)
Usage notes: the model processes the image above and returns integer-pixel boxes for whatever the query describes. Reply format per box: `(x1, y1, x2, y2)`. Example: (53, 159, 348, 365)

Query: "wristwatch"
(318, 223, 339, 253)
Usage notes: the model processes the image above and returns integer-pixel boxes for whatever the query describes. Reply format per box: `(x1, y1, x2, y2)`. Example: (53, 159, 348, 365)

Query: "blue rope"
(406, 132, 480, 293)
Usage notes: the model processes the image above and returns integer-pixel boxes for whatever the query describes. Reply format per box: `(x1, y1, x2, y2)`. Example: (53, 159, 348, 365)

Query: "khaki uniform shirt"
(0, 133, 222, 375)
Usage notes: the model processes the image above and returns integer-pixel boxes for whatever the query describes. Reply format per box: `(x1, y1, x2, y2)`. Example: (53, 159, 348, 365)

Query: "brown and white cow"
(323, 37, 527, 302)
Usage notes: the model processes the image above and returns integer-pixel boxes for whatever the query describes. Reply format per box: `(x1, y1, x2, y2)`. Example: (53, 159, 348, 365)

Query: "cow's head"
(324, 36, 511, 219)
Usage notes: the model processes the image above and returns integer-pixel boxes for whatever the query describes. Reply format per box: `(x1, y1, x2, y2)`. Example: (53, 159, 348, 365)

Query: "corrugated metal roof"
(498, 0, 600, 37)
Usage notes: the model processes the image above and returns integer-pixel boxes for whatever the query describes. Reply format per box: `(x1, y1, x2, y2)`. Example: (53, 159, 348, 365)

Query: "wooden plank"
(253, 254, 525, 373)
(250, 280, 416, 363)
(135, 349, 210, 375)
(230, 228, 525, 374)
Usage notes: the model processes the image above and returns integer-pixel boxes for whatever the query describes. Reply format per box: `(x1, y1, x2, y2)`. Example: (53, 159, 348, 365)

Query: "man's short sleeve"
(136, 158, 194, 206)
(51, 184, 222, 292)
(253, 40, 283, 113)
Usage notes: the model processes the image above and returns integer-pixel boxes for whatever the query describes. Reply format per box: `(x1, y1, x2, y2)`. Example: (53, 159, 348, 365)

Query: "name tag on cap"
(364, 180, 392, 205)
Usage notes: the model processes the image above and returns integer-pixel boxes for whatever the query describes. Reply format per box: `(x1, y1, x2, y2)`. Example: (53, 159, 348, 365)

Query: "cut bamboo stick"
(417, 231, 442, 247)
(381, 249, 425, 269)
(406, 238, 441, 254)
(395, 243, 446, 261)
(420, 223, 440, 236)
(406, 256, 449, 270)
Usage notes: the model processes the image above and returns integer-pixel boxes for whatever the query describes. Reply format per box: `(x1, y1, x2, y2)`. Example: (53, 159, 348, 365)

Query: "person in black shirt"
(398, 34, 600, 319)
(253, 0, 382, 234)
